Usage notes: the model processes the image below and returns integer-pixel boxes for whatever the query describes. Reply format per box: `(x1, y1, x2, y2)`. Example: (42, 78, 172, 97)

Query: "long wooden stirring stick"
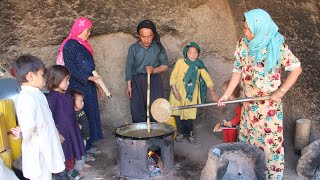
(92, 70, 129, 124)
(146, 73, 151, 133)
(92, 70, 111, 97)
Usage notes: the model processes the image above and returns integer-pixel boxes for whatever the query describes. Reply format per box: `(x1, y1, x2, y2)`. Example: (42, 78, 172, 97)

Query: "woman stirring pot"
(218, 9, 302, 179)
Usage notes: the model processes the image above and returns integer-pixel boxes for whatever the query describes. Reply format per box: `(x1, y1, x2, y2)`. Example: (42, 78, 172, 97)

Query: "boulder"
(201, 142, 266, 180)
(297, 139, 320, 179)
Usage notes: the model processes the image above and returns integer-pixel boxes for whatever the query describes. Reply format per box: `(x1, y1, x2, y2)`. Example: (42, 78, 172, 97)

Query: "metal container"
(115, 122, 174, 179)
(0, 78, 21, 103)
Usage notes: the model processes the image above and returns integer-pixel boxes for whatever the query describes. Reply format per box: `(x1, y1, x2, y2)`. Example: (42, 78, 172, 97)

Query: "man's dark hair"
(46, 65, 70, 90)
(12, 54, 45, 84)
(137, 19, 164, 52)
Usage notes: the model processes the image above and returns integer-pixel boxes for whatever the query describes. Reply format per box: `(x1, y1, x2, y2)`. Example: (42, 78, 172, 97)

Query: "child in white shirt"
(11, 55, 65, 180)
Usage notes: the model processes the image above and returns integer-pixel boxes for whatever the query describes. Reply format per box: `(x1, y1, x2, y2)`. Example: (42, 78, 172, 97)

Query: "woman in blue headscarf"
(217, 9, 302, 179)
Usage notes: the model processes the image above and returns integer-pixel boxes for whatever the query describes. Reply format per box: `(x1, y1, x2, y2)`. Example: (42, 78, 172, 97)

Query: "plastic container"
(0, 113, 9, 152)
(0, 100, 22, 160)
(0, 148, 13, 169)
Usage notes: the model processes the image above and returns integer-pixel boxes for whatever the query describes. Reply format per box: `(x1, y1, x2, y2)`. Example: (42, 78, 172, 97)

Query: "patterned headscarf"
(56, 17, 94, 65)
(183, 42, 208, 103)
(244, 9, 285, 73)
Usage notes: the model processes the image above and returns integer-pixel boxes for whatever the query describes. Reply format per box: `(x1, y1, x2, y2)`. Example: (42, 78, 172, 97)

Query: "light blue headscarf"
(244, 9, 285, 73)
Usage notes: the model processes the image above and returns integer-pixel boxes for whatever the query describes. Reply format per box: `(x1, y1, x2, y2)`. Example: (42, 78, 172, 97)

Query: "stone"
(200, 142, 266, 180)
(297, 139, 320, 179)
(294, 119, 312, 152)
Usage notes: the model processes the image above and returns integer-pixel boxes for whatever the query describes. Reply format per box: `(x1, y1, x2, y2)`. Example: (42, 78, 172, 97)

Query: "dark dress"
(63, 39, 103, 147)
(46, 91, 86, 160)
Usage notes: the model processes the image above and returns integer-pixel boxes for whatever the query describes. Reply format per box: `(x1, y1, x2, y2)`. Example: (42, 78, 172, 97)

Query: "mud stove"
(115, 122, 175, 179)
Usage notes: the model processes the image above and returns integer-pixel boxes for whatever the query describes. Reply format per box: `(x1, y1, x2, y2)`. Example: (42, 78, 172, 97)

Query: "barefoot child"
(46, 65, 86, 179)
(12, 55, 65, 180)
(169, 42, 219, 144)
(213, 80, 241, 142)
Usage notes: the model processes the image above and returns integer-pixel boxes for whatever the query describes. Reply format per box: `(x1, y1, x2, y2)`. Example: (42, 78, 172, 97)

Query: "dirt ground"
(80, 54, 301, 180)
(81, 109, 300, 180)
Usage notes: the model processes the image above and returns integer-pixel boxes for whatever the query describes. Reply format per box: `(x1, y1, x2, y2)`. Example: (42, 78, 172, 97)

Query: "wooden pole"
(92, 70, 111, 97)
(294, 119, 311, 152)
(147, 73, 151, 133)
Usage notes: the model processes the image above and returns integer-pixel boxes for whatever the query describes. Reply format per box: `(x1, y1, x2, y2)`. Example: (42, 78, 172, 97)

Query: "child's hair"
(222, 80, 241, 98)
(69, 89, 84, 100)
(46, 65, 70, 90)
(11, 54, 45, 84)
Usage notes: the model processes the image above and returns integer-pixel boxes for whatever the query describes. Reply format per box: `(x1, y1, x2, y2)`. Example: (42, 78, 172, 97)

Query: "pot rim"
(115, 122, 175, 140)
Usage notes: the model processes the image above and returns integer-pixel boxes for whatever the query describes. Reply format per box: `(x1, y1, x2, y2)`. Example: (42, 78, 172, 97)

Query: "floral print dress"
(233, 39, 301, 180)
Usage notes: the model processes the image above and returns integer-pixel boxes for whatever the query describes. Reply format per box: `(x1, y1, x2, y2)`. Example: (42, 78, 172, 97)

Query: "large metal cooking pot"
(115, 122, 174, 140)
(115, 122, 175, 179)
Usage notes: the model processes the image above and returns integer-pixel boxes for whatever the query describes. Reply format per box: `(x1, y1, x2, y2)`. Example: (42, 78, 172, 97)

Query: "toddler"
(213, 80, 241, 142)
(70, 89, 96, 162)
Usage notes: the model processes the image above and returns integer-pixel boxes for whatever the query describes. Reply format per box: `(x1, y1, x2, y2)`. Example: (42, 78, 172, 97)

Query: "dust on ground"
(82, 54, 300, 180)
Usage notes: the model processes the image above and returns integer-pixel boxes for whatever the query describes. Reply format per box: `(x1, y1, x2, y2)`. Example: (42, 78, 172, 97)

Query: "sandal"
(187, 136, 197, 144)
(56, 170, 69, 180)
(68, 169, 83, 180)
(84, 154, 96, 161)
(187, 132, 196, 144)
(83, 163, 91, 168)
(87, 147, 101, 155)
(175, 133, 184, 142)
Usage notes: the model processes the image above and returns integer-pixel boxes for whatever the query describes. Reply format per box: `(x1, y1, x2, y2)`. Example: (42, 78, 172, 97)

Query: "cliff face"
(0, 0, 236, 62)
(0, 0, 319, 133)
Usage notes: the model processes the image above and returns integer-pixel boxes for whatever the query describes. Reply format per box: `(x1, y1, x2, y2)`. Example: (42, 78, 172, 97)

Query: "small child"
(12, 55, 65, 180)
(46, 65, 86, 179)
(213, 80, 242, 143)
(169, 42, 219, 144)
(70, 89, 95, 162)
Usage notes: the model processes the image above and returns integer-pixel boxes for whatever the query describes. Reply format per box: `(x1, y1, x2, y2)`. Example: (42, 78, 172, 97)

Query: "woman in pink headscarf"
(57, 17, 104, 154)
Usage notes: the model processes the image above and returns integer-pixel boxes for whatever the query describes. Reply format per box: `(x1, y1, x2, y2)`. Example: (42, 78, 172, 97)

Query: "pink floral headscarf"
(56, 17, 94, 65)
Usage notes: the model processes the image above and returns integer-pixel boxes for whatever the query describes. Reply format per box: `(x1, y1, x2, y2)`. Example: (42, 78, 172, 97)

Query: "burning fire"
(147, 151, 164, 174)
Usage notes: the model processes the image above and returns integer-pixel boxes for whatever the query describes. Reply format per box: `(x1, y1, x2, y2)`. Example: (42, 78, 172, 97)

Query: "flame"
(147, 151, 156, 157)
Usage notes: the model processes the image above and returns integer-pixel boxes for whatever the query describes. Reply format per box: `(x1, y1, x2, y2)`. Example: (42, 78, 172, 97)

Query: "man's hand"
(126, 81, 132, 98)
(146, 66, 154, 74)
